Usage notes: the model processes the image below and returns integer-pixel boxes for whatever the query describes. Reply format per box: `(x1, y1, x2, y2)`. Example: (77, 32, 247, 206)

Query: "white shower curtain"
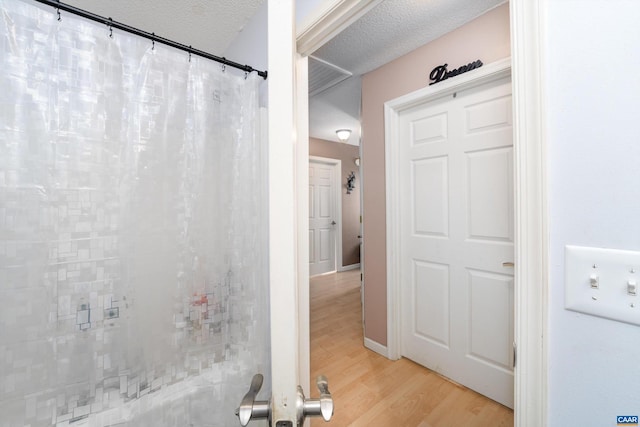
(0, 1, 270, 426)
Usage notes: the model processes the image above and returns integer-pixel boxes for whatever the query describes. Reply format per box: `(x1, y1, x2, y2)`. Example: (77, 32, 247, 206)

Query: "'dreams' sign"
(429, 60, 483, 85)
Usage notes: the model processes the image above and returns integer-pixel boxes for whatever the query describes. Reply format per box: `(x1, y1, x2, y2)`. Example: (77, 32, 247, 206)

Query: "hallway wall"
(545, 1, 640, 425)
(309, 137, 361, 267)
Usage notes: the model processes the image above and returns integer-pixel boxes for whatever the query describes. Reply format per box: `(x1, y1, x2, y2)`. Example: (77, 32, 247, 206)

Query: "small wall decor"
(346, 171, 356, 194)
(429, 60, 483, 85)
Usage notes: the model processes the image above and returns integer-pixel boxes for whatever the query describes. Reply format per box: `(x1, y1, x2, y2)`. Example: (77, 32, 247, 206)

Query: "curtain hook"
(55, 0, 61, 21)
(221, 58, 226, 72)
(108, 17, 113, 38)
(151, 33, 155, 50)
(244, 71, 248, 80)
(188, 45, 192, 62)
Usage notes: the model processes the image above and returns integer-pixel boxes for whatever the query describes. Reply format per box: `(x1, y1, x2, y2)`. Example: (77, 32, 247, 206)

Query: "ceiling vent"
(308, 55, 352, 97)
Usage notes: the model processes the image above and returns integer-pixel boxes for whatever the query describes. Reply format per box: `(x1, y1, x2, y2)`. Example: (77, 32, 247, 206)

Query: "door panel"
(400, 76, 514, 408)
(467, 269, 514, 371)
(411, 112, 448, 145)
(467, 147, 513, 241)
(319, 228, 332, 261)
(412, 156, 449, 236)
(465, 95, 512, 133)
(413, 260, 450, 348)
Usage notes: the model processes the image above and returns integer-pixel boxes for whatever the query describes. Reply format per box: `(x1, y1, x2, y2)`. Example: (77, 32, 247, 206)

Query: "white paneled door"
(309, 158, 339, 276)
(398, 76, 515, 408)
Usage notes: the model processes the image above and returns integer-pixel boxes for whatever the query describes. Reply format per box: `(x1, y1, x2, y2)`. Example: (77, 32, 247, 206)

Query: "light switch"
(565, 245, 640, 326)
(628, 280, 637, 296)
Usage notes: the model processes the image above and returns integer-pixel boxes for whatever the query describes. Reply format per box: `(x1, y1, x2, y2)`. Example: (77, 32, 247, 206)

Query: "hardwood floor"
(309, 270, 513, 427)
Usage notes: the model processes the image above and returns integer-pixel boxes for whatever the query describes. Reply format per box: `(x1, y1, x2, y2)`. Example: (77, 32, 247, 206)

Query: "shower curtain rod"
(33, 0, 268, 79)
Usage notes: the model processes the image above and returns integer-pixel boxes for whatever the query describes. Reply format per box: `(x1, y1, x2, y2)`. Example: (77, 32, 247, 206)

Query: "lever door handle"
(316, 375, 333, 421)
(297, 375, 334, 424)
(502, 262, 514, 267)
(236, 374, 270, 426)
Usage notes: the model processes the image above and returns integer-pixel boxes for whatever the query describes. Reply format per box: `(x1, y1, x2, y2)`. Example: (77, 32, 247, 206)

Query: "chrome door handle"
(316, 376, 333, 421)
(236, 374, 270, 426)
(297, 375, 334, 424)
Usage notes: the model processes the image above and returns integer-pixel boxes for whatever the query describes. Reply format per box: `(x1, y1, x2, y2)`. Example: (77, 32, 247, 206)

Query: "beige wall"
(309, 137, 361, 267)
(361, 3, 511, 346)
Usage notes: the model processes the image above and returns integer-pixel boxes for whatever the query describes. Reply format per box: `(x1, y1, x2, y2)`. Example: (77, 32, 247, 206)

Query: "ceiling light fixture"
(336, 129, 351, 142)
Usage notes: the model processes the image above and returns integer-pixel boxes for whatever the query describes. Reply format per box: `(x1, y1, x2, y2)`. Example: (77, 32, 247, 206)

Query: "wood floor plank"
(309, 270, 513, 427)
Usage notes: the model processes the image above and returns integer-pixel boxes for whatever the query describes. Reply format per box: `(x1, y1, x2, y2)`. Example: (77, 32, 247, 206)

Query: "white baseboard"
(339, 263, 360, 272)
(364, 337, 389, 358)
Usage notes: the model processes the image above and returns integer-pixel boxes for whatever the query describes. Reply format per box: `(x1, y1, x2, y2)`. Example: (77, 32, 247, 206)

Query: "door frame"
(309, 156, 343, 275)
(294, 0, 547, 426)
(384, 56, 513, 397)
(268, 1, 299, 423)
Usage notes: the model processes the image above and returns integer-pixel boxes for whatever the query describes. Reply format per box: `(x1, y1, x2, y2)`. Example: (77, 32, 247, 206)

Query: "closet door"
(398, 75, 515, 408)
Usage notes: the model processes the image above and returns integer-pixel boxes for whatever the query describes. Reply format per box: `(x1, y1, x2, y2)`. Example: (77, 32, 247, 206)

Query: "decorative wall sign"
(429, 60, 483, 85)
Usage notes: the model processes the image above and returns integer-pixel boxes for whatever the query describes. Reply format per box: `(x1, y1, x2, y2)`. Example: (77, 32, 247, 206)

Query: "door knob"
(236, 374, 270, 426)
(331, 220, 336, 225)
(297, 375, 334, 424)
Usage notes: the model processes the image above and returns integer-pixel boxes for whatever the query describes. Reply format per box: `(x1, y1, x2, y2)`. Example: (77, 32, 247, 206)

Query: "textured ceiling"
(313, 0, 506, 76)
(63, 0, 265, 55)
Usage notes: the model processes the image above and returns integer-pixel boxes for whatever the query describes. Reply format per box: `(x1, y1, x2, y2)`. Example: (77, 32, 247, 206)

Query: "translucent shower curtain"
(0, 1, 270, 426)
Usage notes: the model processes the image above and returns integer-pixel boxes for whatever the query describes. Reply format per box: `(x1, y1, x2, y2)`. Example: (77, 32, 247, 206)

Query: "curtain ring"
(57, 8, 61, 21)
(188, 45, 192, 62)
(108, 17, 113, 38)
(151, 33, 155, 50)
(244, 71, 248, 80)
(221, 58, 226, 72)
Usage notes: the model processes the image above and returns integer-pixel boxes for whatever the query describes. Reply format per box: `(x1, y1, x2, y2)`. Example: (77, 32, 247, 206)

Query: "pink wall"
(361, 3, 511, 346)
(309, 137, 361, 267)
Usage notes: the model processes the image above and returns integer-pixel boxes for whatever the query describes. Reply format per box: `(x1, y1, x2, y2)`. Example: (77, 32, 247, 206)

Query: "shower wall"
(0, 1, 270, 426)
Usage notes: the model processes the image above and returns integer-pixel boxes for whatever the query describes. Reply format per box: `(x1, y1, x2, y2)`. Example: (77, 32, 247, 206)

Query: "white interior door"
(309, 158, 339, 276)
(398, 75, 514, 408)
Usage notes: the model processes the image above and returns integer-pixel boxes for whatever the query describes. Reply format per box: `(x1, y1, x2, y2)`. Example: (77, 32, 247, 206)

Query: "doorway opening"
(309, 156, 342, 276)
(298, 0, 546, 425)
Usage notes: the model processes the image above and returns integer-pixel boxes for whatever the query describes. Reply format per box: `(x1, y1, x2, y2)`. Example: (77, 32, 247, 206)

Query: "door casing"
(268, 1, 299, 424)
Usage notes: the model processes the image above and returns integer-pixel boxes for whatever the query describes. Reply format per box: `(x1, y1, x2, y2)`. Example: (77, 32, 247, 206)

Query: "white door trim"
(295, 1, 548, 426)
(510, 1, 548, 425)
(268, 1, 298, 423)
(296, 0, 383, 56)
(309, 155, 343, 274)
(295, 54, 311, 405)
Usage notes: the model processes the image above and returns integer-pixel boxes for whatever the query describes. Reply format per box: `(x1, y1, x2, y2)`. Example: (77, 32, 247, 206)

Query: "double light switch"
(565, 245, 640, 326)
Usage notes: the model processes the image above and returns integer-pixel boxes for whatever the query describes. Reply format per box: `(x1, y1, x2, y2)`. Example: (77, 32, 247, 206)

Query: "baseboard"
(339, 263, 360, 272)
(364, 337, 389, 358)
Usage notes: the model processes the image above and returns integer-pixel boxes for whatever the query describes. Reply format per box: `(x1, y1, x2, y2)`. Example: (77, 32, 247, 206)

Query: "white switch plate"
(565, 245, 640, 326)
